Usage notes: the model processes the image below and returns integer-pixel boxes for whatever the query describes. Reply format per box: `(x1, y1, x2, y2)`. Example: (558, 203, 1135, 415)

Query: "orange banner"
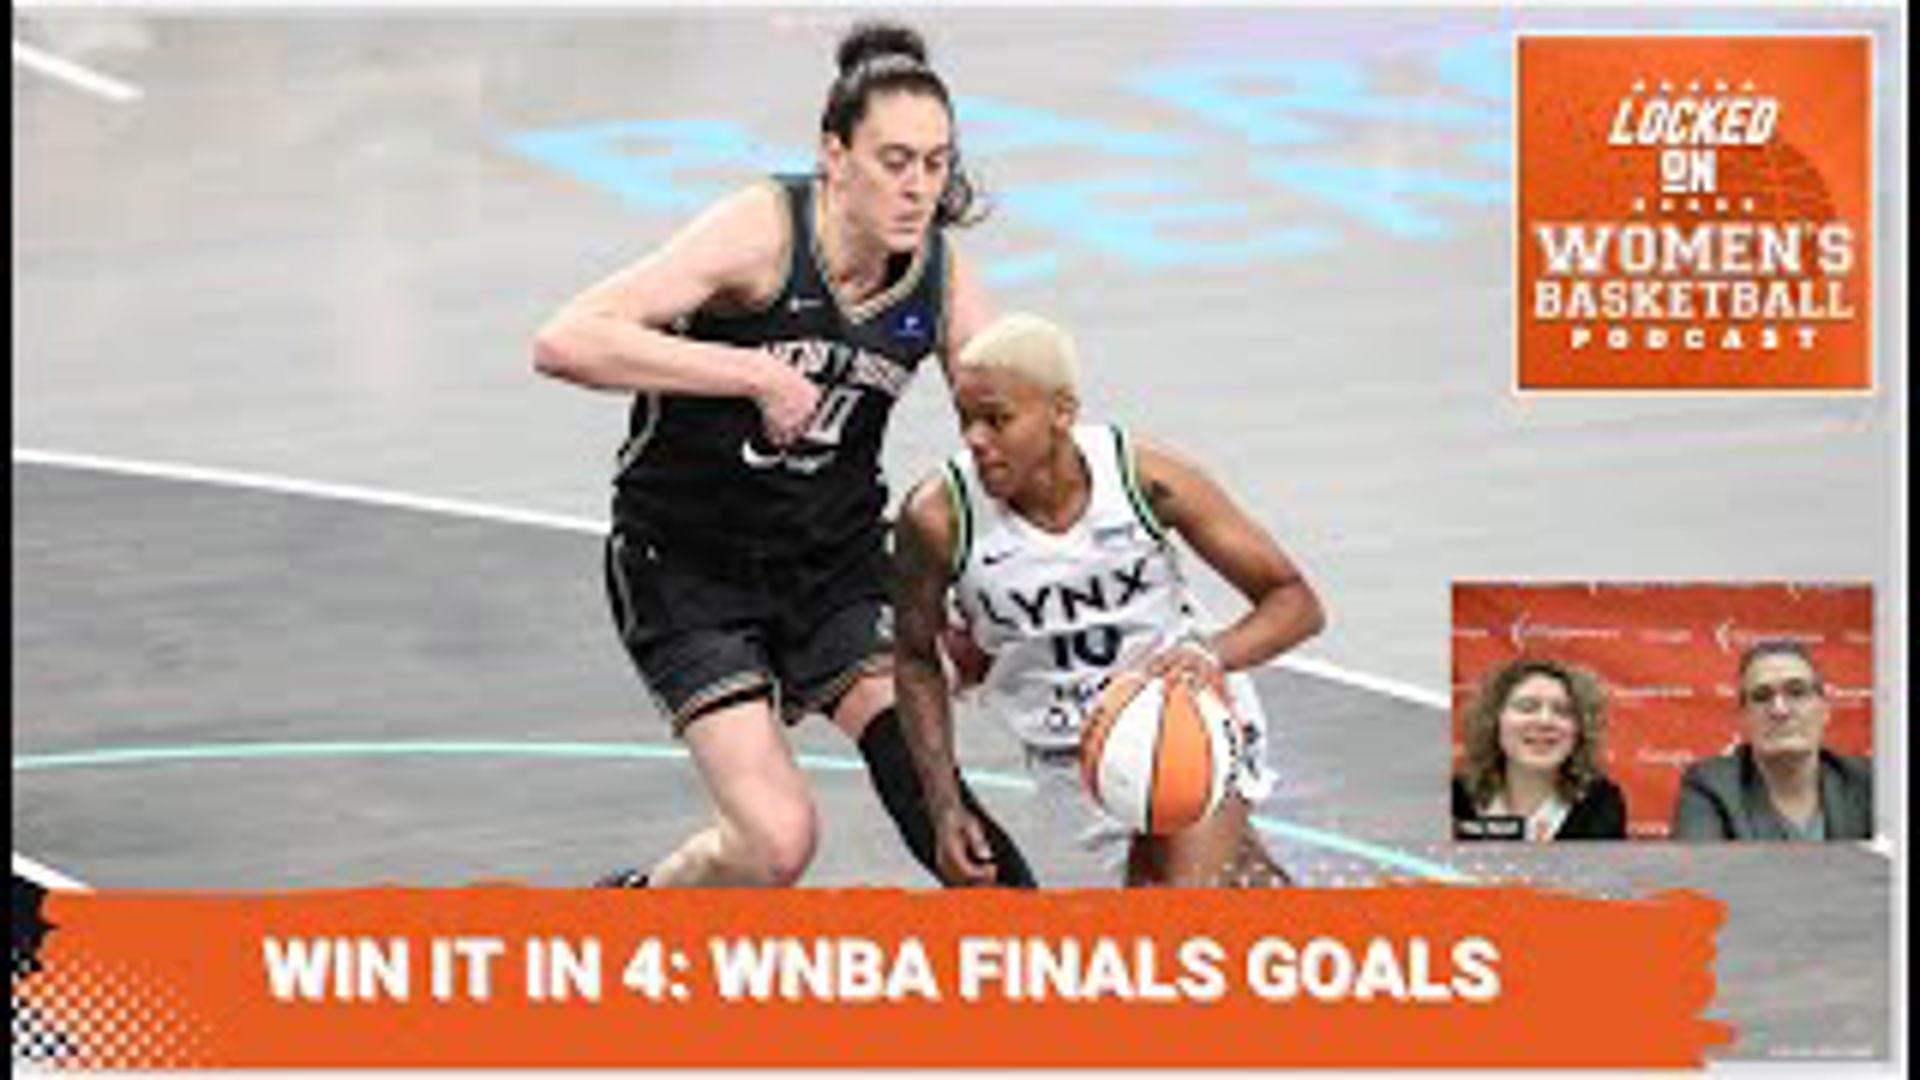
(1516, 35, 1873, 390)
(13, 886, 1731, 1068)
(1452, 582, 1873, 837)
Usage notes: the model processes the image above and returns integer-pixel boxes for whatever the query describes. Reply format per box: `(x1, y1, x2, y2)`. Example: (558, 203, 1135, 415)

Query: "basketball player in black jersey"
(533, 22, 1034, 887)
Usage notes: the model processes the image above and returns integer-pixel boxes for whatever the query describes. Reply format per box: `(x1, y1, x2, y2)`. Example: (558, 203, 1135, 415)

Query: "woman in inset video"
(1670, 640, 1873, 841)
(1452, 657, 1628, 841)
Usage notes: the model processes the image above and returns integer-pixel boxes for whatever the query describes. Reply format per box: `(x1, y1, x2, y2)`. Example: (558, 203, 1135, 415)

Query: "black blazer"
(1452, 776, 1628, 840)
(1670, 747, 1874, 841)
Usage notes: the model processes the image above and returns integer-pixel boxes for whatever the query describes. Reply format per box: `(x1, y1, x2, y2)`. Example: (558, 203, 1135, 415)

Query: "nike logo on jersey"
(981, 549, 1018, 566)
(740, 438, 834, 475)
(740, 439, 786, 469)
(788, 296, 824, 314)
(971, 556, 1153, 632)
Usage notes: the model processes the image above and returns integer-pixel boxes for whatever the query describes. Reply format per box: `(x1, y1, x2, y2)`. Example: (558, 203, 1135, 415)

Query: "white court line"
(13, 852, 91, 891)
(12, 39, 144, 103)
(1275, 654, 1450, 710)
(14, 446, 605, 535)
(14, 445, 1896, 884)
(13, 445, 1452, 709)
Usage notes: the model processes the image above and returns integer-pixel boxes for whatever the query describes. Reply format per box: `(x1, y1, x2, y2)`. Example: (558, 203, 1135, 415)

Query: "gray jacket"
(1670, 746, 1874, 841)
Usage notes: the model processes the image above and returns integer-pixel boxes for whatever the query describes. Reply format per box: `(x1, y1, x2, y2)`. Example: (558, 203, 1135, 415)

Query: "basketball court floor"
(12, 7, 1905, 1064)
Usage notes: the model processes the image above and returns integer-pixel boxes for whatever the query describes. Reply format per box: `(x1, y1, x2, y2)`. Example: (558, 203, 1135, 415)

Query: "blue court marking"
(982, 251, 1062, 288)
(13, 741, 1470, 883)
(499, 40, 1525, 285)
(1431, 33, 1513, 106)
(999, 174, 1338, 269)
(1131, 57, 1506, 149)
(505, 118, 809, 213)
(954, 95, 1193, 159)
(1259, 161, 1509, 240)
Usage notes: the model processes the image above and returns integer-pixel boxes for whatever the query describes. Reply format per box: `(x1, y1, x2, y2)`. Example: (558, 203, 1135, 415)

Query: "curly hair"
(1459, 657, 1610, 809)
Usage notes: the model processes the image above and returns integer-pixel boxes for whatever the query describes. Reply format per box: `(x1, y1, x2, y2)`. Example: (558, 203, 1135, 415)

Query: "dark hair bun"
(836, 21, 928, 76)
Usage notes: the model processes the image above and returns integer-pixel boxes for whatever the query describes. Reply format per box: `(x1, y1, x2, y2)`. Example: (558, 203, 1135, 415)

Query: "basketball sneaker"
(593, 867, 650, 888)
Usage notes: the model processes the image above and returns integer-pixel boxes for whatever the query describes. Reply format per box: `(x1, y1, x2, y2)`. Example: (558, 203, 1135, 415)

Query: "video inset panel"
(1451, 582, 1873, 841)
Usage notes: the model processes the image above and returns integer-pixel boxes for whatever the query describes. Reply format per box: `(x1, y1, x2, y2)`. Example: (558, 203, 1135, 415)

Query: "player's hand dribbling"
(1147, 638, 1227, 700)
(933, 804, 998, 886)
(753, 359, 821, 446)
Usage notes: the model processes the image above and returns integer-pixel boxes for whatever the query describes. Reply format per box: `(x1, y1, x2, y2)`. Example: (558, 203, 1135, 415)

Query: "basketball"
(1079, 668, 1239, 834)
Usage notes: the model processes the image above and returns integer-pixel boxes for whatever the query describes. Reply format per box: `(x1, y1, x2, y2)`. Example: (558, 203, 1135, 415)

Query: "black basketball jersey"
(613, 174, 948, 559)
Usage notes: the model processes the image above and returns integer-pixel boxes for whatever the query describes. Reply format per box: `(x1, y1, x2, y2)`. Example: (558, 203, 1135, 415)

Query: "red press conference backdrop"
(1451, 583, 1873, 838)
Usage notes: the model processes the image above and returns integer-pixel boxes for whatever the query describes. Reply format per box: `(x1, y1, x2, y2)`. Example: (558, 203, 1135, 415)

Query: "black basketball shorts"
(602, 526, 893, 734)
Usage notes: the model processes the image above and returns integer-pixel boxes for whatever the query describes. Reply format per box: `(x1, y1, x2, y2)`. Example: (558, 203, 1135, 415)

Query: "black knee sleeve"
(856, 708, 1038, 888)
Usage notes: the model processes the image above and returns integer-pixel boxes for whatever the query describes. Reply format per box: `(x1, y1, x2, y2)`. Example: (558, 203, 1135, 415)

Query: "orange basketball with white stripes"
(1078, 667, 1238, 835)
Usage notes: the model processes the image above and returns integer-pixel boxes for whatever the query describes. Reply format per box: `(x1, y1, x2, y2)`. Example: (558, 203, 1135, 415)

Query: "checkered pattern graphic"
(12, 946, 208, 1070)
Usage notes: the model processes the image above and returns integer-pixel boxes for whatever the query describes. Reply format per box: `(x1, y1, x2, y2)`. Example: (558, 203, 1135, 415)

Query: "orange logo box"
(1516, 35, 1872, 391)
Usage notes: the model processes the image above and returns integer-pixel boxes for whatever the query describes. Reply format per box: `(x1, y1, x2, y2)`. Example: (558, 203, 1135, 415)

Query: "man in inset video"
(1671, 640, 1874, 841)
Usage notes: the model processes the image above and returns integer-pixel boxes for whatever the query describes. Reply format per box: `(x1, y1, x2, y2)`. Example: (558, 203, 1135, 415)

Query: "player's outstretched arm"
(893, 479, 998, 885)
(531, 182, 820, 443)
(1137, 439, 1326, 672)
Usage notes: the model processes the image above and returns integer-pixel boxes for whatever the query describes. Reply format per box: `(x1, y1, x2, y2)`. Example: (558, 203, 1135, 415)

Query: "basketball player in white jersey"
(893, 313, 1326, 886)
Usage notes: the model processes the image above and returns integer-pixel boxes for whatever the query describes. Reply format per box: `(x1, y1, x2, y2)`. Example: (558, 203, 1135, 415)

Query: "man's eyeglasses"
(1741, 679, 1823, 709)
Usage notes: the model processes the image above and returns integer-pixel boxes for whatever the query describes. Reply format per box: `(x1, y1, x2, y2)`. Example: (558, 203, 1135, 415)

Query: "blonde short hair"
(956, 313, 1079, 395)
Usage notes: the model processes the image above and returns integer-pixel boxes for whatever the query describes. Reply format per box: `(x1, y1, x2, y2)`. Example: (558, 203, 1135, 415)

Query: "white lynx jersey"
(945, 424, 1200, 750)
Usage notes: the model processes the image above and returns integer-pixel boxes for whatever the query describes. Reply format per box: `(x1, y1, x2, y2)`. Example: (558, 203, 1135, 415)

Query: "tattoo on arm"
(890, 508, 965, 816)
(892, 511, 948, 668)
